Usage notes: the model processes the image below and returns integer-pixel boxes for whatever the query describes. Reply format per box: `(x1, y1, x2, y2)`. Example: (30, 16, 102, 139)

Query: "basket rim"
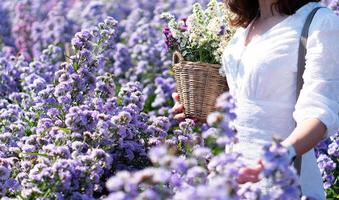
(172, 51, 221, 68)
(173, 61, 221, 69)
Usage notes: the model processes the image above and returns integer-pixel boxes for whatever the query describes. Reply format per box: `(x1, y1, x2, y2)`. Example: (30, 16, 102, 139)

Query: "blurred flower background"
(0, 0, 338, 199)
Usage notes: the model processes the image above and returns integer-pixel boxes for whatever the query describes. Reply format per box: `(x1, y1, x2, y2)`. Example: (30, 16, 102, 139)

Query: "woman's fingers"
(237, 164, 263, 184)
(257, 159, 264, 169)
(171, 102, 184, 114)
(237, 173, 260, 184)
(239, 166, 261, 176)
(172, 92, 180, 102)
(174, 113, 186, 121)
(171, 102, 186, 120)
(171, 92, 185, 120)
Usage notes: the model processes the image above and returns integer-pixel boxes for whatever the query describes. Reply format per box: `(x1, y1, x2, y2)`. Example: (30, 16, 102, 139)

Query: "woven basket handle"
(173, 51, 184, 64)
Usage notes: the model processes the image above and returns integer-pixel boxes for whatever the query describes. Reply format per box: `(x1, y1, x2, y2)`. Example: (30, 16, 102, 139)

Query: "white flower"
(160, 12, 175, 21)
(206, 0, 218, 19)
(207, 17, 224, 35)
(168, 20, 181, 38)
(193, 3, 206, 25)
(161, 0, 235, 64)
(217, 2, 228, 16)
(187, 14, 201, 30)
(207, 112, 222, 126)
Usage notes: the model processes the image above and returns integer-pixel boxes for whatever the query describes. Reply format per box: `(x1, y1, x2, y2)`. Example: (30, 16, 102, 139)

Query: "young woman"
(172, 0, 339, 199)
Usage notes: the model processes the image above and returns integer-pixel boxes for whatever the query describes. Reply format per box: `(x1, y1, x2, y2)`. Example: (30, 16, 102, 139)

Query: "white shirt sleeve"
(293, 10, 339, 137)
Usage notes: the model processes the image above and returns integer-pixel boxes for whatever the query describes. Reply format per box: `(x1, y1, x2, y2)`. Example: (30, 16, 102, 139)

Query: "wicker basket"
(172, 52, 228, 122)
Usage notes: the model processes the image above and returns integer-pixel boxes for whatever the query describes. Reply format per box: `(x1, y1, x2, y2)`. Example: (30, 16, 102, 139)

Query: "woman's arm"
(237, 119, 327, 184)
(238, 119, 327, 184)
(281, 118, 326, 155)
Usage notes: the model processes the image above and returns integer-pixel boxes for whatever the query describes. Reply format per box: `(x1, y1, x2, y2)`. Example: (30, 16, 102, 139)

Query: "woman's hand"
(171, 92, 186, 121)
(237, 159, 264, 184)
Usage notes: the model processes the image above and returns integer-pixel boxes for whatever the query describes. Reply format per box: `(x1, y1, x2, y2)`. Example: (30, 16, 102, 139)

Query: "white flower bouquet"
(162, 0, 234, 65)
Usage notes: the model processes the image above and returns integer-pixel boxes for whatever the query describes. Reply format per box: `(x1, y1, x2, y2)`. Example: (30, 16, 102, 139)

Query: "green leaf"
(73, 62, 79, 72)
(144, 93, 156, 112)
(17, 193, 25, 200)
(115, 83, 122, 94)
(117, 98, 123, 106)
(53, 127, 71, 134)
(166, 98, 174, 108)
(24, 128, 33, 136)
(211, 146, 224, 155)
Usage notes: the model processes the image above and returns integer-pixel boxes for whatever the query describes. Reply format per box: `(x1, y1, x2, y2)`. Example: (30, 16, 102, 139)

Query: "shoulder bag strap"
(294, 6, 324, 176)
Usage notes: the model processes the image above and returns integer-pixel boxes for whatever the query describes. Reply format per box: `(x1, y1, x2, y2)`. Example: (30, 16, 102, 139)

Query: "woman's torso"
(223, 2, 337, 139)
(222, 2, 336, 199)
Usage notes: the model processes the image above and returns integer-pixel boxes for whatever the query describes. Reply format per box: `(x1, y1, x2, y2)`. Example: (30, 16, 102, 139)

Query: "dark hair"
(224, 0, 321, 28)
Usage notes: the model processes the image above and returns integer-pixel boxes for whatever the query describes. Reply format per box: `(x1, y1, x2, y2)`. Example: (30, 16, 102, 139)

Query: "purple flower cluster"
(105, 147, 243, 200)
(105, 92, 304, 200)
(163, 26, 177, 49)
(315, 133, 339, 194)
(259, 143, 301, 199)
(1, 0, 211, 126)
(328, 0, 339, 15)
(317, 154, 337, 189)
(0, 0, 336, 199)
(30, 1, 78, 58)
(206, 92, 238, 145)
(0, 4, 14, 48)
(9, 0, 78, 59)
(149, 75, 176, 117)
(80, 1, 109, 30)
(111, 43, 133, 77)
(0, 158, 19, 196)
(0, 15, 173, 198)
(12, 0, 35, 60)
(0, 56, 21, 97)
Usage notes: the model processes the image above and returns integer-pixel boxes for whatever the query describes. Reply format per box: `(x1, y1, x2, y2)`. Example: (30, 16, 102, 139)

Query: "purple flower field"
(0, 0, 337, 199)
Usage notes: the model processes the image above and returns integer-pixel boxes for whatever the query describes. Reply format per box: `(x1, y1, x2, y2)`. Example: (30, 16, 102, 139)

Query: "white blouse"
(222, 2, 339, 199)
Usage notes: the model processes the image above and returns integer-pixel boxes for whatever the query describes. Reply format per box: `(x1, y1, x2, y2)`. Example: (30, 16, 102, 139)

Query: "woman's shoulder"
(305, 6, 339, 71)
(292, 3, 339, 31)
(310, 6, 339, 31)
